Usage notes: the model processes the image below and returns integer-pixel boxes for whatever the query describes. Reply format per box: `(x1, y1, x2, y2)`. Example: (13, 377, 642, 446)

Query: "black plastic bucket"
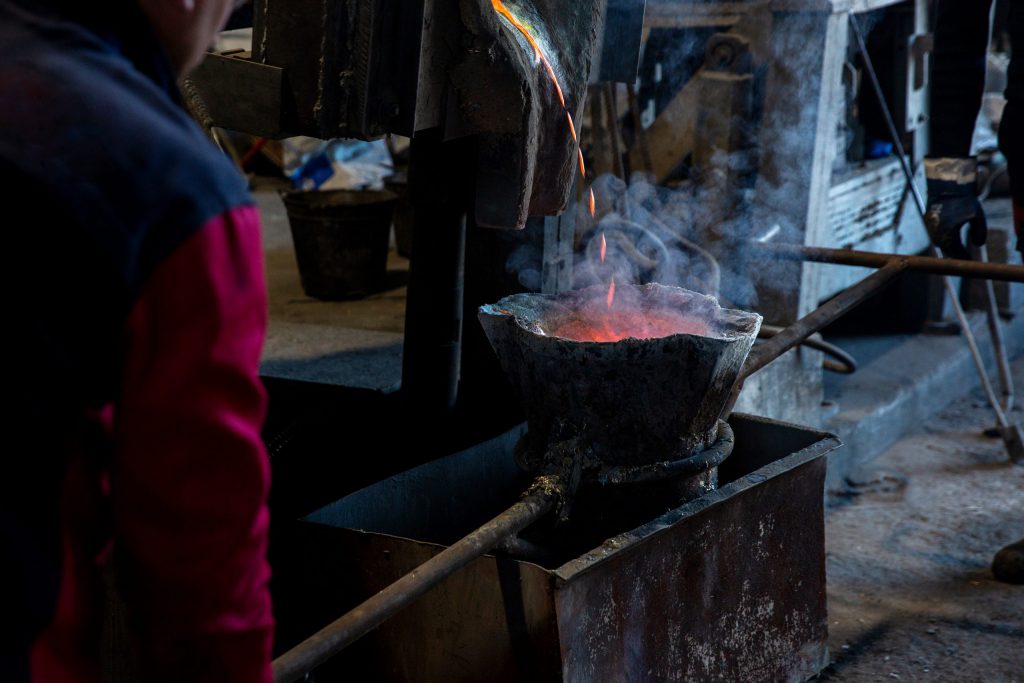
(282, 189, 397, 300)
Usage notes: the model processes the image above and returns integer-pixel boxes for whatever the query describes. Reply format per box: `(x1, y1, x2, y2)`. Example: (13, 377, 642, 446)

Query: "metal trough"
(289, 413, 840, 682)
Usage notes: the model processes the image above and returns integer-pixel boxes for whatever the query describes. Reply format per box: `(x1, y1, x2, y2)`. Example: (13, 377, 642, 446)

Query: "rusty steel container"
(285, 414, 840, 682)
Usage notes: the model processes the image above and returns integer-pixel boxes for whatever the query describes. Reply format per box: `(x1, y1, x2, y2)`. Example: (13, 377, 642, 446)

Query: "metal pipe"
(757, 242, 1024, 283)
(848, 12, 1013, 432)
(980, 245, 1015, 412)
(847, 14, 926, 217)
(272, 478, 562, 683)
(599, 420, 735, 486)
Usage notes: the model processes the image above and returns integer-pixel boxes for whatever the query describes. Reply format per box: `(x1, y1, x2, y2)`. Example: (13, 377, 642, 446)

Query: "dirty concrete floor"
(818, 358, 1024, 681)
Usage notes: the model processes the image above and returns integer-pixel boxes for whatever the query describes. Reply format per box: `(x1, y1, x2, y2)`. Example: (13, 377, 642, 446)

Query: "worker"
(0, 0, 274, 680)
(927, 0, 1023, 585)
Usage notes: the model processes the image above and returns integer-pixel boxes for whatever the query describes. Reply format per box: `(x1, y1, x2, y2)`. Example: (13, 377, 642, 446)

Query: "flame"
(588, 187, 595, 218)
(606, 277, 615, 308)
(600, 233, 606, 263)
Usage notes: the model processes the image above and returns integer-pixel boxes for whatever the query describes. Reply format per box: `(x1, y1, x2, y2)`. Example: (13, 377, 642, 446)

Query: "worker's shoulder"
(0, 16, 251, 292)
(0, 14, 247, 214)
(4, 55, 243, 198)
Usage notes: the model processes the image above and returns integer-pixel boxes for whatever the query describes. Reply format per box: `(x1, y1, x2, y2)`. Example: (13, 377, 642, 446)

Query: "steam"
(574, 173, 722, 296)
(502, 9, 845, 323)
(505, 238, 544, 292)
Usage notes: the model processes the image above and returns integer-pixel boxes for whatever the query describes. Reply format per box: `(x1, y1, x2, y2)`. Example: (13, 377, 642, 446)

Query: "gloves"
(924, 157, 987, 260)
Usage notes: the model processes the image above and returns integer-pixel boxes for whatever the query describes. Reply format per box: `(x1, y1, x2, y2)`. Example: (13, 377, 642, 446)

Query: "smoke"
(569, 158, 810, 317)
(504, 237, 544, 292)
(503, 8, 879, 322)
(573, 172, 723, 297)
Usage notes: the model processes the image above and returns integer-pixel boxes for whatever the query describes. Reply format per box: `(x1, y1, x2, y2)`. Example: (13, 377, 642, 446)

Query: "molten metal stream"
(489, 0, 591, 194)
(490, 0, 610, 304)
(600, 228, 611, 309)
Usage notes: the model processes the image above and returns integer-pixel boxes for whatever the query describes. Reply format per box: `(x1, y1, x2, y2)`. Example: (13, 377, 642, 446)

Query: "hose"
(757, 324, 857, 374)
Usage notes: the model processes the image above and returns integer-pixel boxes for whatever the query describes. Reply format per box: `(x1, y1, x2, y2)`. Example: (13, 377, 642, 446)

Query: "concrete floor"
(255, 187, 409, 391)
(818, 358, 1024, 681)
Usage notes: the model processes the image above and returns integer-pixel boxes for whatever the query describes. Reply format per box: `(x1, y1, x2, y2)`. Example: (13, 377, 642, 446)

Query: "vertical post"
(542, 191, 576, 294)
(733, 8, 844, 423)
(754, 9, 845, 323)
(401, 129, 473, 415)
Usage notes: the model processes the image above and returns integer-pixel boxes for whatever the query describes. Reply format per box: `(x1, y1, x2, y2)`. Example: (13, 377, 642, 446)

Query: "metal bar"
(945, 277, 1010, 428)
(739, 260, 908, 382)
(847, 12, 1010, 430)
(272, 480, 562, 683)
(758, 243, 1024, 283)
(627, 83, 654, 175)
(980, 245, 1015, 412)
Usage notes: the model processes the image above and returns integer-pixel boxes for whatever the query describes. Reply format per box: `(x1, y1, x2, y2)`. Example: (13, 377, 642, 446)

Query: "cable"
(757, 325, 857, 374)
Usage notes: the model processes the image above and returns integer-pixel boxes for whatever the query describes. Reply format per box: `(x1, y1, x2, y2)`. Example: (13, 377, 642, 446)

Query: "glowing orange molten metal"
(490, 0, 594, 219)
(490, 1, 564, 103)
(549, 306, 710, 343)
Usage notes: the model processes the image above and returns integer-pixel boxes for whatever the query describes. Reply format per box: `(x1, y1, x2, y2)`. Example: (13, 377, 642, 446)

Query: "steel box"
(290, 413, 840, 681)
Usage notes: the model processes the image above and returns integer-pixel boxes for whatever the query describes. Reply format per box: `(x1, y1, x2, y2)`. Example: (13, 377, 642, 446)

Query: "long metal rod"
(627, 83, 654, 174)
(758, 242, 1024, 283)
(980, 245, 1015, 411)
(272, 480, 561, 683)
(848, 12, 1010, 429)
